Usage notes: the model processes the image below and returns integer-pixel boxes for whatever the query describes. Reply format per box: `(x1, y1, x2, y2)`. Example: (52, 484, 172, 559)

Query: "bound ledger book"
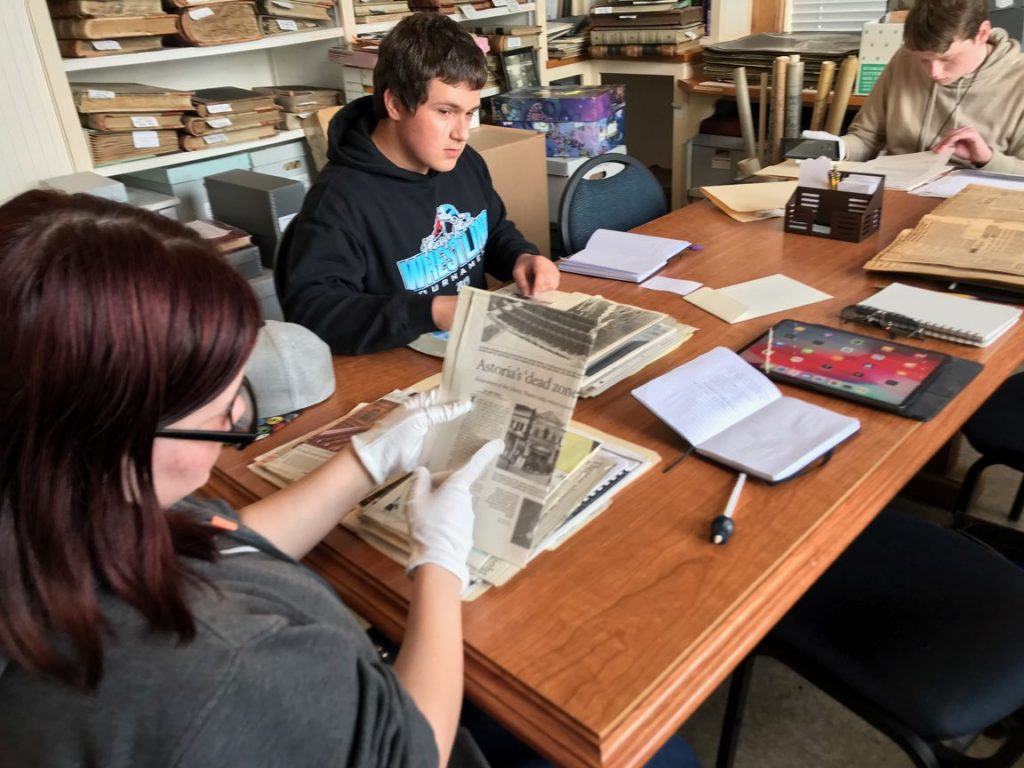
(190, 87, 279, 116)
(859, 282, 1021, 348)
(71, 83, 194, 113)
(632, 346, 860, 482)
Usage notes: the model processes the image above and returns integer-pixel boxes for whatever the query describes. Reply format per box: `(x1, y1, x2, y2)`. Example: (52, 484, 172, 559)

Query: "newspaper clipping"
(425, 287, 600, 566)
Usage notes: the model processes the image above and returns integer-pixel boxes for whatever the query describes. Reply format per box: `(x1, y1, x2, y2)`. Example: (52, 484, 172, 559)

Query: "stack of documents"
(913, 168, 1024, 198)
(701, 181, 798, 223)
(755, 150, 953, 191)
(864, 185, 1024, 291)
(558, 228, 690, 282)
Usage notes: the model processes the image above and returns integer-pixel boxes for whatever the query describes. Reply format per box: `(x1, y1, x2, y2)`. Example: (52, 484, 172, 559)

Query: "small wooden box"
(784, 172, 885, 243)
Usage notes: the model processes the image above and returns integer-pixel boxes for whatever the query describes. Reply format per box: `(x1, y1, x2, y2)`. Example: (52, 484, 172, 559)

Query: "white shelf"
(351, 3, 535, 36)
(63, 28, 344, 72)
(91, 129, 305, 176)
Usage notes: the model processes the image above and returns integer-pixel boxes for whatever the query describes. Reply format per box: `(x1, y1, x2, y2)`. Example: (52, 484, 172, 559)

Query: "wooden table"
(206, 192, 1024, 767)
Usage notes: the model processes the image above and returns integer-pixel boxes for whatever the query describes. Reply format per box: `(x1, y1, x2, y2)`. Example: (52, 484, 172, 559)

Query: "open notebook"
(860, 283, 1021, 347)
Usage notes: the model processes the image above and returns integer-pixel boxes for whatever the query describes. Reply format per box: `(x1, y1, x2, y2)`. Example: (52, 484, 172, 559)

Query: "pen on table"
(710, 472, 747, 545)
(663, 443, 696, 474)
(764, 325, 774, 374)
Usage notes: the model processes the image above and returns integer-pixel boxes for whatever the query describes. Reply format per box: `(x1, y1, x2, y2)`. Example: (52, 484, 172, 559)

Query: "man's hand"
(512, 253, 560, 297)
(933, 126, 993, 166)
(431, 295, 458, 330)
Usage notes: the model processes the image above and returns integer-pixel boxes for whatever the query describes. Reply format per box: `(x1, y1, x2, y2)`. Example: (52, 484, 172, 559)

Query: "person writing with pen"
(805, 0, 1024, 172)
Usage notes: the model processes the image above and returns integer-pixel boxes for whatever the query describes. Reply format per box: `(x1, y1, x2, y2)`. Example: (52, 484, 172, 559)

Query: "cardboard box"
(492, 85, 626, 158)
(118, 153, 251, 220)
(856, 22, 904, 96)
(546, 145, 627, 223)
(468, 124, 550, 257)
(125, 186, 180, 219)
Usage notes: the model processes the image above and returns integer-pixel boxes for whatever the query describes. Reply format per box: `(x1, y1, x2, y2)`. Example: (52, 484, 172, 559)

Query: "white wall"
(1, 1, 76, 202)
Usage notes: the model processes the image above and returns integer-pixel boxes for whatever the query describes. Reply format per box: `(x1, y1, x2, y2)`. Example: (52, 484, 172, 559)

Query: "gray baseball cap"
(245, 320, 335, 418)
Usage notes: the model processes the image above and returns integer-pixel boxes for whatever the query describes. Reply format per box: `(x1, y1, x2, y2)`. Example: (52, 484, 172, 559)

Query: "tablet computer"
(738, 319, 951, 413)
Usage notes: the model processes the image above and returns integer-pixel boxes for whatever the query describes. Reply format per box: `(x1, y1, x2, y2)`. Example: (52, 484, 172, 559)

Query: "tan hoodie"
(844, 27, 1024, 173)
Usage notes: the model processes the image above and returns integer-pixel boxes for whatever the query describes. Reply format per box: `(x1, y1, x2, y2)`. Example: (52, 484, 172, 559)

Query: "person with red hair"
(0, 190, 499, 766)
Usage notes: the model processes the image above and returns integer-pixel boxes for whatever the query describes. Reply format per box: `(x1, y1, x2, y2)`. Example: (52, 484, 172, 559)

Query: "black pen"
(663, 443, 695, 473)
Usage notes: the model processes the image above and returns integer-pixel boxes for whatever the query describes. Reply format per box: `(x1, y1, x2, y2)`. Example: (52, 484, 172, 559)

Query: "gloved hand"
(352, 390, 471, 485)
(801, 129, 848, 161)
(405, 440, 504, 590)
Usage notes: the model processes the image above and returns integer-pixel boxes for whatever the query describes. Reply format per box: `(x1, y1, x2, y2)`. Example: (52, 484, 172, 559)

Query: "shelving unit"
(27, 0, 345, 177)
(63, 28, 344, 72)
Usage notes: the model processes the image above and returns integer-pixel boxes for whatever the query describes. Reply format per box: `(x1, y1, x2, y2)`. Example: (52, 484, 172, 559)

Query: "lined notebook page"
(861, 283, 1021, 347)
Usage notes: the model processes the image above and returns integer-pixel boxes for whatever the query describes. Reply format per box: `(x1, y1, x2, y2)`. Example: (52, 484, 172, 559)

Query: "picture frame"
(499, 47, 541, 92)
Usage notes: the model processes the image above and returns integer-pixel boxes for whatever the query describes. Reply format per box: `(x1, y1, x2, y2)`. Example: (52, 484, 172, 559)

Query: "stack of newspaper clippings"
(250, 287, 677, 599)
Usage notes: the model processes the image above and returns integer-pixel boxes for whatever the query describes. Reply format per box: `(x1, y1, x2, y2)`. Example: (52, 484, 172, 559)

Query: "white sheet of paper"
(685, 273, 832, 323)
(912, 168, 1024, 198)
(797, 156, 832, 189)
(639, 276, 703, 296)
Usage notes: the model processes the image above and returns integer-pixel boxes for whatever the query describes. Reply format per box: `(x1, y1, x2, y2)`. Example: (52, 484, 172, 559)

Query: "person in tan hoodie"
(842, 0, 1024, 173)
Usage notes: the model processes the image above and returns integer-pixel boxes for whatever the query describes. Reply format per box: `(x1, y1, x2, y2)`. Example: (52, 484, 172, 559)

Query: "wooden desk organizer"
(783, 172, 885, 243)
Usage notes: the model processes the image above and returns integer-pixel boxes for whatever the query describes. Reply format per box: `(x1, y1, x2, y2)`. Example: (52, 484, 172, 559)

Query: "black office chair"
(557, 153, 668, 256)
(717, 510, 1024, 768)
(954, 372, 1024, 524)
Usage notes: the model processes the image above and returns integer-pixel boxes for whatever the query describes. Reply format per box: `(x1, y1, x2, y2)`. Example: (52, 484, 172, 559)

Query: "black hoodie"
(276, 96, 539, 355)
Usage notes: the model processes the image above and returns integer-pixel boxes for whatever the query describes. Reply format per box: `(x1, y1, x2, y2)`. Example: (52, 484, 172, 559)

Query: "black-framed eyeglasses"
(155, 378, 260, 450)
(839, 304, 925, 339)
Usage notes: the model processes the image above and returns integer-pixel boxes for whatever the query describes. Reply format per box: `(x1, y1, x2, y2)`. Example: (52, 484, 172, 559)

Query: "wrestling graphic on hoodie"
(396, 204, 489, 294)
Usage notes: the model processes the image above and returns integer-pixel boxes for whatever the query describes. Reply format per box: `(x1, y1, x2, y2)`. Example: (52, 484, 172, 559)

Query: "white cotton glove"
(801, 129, 848, 161)
(351, 390, 471, 485)
(404, 440, 505, 590)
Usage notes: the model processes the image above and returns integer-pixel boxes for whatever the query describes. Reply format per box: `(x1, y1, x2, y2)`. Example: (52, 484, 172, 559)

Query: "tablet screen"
(738, 320, 948, 408)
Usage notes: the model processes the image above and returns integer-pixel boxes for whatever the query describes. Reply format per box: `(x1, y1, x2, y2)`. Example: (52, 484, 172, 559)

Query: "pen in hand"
(710, 472, 747, 545)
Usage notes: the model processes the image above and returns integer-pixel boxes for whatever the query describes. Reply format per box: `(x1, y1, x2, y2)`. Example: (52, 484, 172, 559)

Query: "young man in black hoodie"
(276, 14, 560, 355)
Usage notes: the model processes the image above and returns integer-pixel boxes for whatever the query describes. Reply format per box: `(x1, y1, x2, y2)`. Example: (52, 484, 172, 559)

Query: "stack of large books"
(348, 0, 412, 25)
(72, 83, 193, 165)
(181, 87, 281, 151)
(702, 32, 861, 87)
(254, 0, 335, 33)
(587, 0, 703, 59)
(253, 85, 342, 129)
(256, 0, 335, 35)
(49, 0, 176, 59)
(405, 0, 503, 16)
(169, 1, 261, 46)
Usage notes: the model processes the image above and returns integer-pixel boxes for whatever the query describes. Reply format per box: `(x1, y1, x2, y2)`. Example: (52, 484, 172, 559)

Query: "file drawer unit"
(205, 170, 306, 267)
(688, 133, 746, 193)
(119, 154, 251, 221)
(249, 141, 313, 190)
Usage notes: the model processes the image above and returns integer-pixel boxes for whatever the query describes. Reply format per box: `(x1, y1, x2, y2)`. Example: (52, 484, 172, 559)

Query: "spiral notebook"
(861, 283, 1021, 348)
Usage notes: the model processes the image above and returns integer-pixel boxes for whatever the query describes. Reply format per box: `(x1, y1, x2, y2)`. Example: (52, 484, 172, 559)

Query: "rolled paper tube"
(771, 55, 789, 164)
(826, 55, 859, 136)
(809, 60, 836, 131)
(757, 72, 768, 164)
(785, 58, 804, 139)
(733, 66, 757, 159)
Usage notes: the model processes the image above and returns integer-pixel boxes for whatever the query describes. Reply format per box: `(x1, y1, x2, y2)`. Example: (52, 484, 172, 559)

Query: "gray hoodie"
(0, 498, 437, 768)
(844, 28, 1024, 173)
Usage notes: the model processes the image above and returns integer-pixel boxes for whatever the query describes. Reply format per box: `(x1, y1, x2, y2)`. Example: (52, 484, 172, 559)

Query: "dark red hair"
(0, 190, 261, 689)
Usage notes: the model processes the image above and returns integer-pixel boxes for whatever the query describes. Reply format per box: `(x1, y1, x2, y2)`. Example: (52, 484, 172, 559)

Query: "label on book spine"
(188, 7, 215, 19)
(272, 0, 294, 6)
(506, 35, 522, 47)
(203, 133, 229, 144)
(130, 115, 160, 128)
(205, 117, 233, 128)
(91, 40, 122, 51)
(206, 103, 233, 114)
(276, 18, 298, 30)
(87, 89, 115, 99)
(132, 131, 160, 149)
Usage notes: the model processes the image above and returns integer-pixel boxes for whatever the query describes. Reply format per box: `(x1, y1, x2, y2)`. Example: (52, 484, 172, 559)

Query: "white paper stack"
(558, 228, 690, 283)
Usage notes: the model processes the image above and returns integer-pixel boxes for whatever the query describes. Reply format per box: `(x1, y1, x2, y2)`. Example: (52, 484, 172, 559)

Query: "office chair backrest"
(558, 153, 668, 256)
